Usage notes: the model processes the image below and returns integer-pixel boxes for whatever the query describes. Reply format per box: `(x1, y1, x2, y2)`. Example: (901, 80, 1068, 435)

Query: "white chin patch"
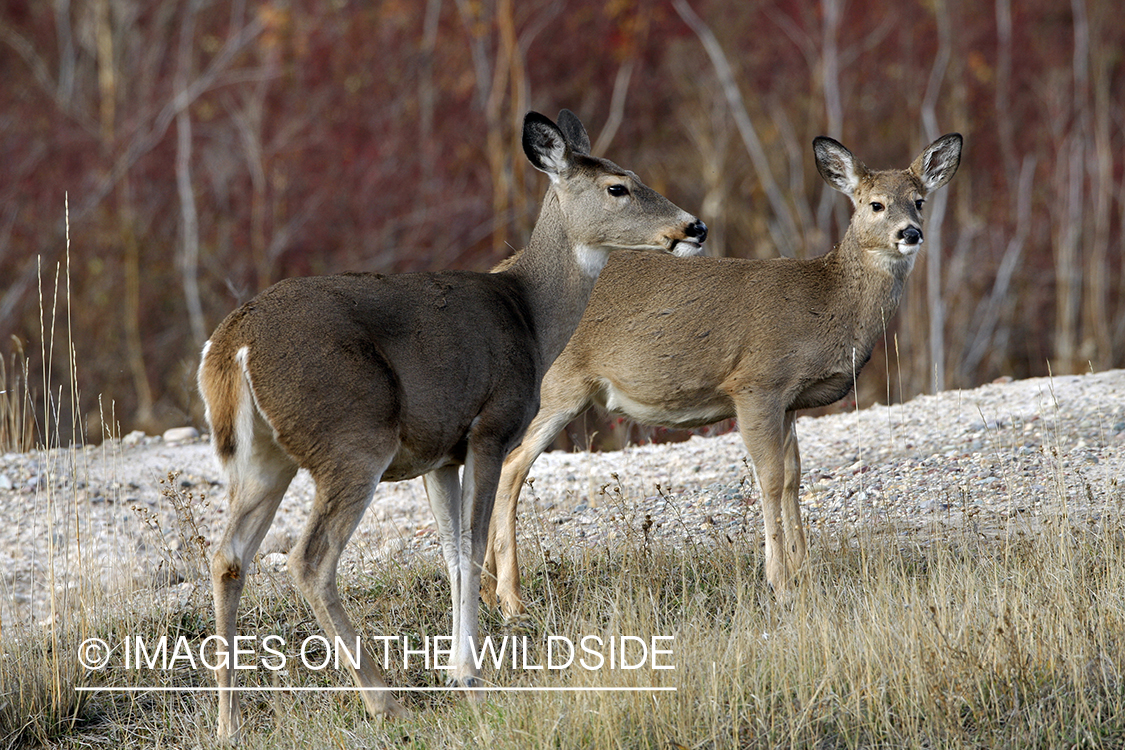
(672, 241, 704, 258)
(575, 244, 611, 276)
(897, 241, 922, 255)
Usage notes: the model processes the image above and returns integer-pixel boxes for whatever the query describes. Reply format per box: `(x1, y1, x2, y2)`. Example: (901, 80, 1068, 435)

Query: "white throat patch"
(574, 244, 611, 277)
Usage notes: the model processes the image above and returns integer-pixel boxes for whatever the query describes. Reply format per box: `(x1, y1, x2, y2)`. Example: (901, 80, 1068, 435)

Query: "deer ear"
(813, 136, 863, 197)
(912, 133, 962, 193)
(556, 109, 592, 155)
(523, 112, 571, 181)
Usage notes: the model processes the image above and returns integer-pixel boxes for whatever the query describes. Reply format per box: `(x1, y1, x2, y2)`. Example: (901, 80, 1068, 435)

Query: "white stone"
(122, 430, 147, 445)
(162, 426, 200, 444)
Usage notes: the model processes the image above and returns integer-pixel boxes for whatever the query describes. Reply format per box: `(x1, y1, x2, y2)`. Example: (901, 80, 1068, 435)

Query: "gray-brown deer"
(198, 109, 705, 739)
(482, 132, 962, 617)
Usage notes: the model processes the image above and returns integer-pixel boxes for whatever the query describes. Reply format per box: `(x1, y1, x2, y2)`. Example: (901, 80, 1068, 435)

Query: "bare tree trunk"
(673, 0, 801, 258)
(685, 90, 734, 258)
(505, 0, 528, 241)
(419, 0, 442, 192)
(592, 59, 634, 156)
(1053, 134, 1084, 375)
(962, 157, 1036, 377)
(918, 0, 952, 393)
(97, 0, 153, 428)
(94, 0, 114, 146)
(121, 187, 155, 431)
(54, 0, 76, 105)
(176, 1, 206, 347)
(1054, 0, 1090, 375)
(1082, 0, 1112, 368)
(815, 0, 846, 238)
(483, 0, 516, 256)
(993, 0, 1018, 188)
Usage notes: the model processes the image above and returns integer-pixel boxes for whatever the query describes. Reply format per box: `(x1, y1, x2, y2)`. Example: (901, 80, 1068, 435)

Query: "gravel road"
(2, 369, 1122, 626)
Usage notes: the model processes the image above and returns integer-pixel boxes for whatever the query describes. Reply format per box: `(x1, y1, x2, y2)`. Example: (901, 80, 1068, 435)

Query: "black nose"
(899, 225, 922, 245)
(685, 220, 707, 243)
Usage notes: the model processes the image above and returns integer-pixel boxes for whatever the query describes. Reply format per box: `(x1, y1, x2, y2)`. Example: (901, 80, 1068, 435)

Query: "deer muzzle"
(672, 219, 708, 257)
(896, 225, 923, 253)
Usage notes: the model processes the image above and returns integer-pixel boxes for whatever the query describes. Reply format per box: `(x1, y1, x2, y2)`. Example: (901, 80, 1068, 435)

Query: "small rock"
(123, 430, 147, 445)
(162, 426, 200, 444)
(0, 474, 12, 491)
(260, 552, 288, 572)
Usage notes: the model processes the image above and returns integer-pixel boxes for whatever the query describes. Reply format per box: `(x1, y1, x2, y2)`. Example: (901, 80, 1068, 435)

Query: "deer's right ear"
(813, 136, 863, 197)
(523, 112, 570, 181)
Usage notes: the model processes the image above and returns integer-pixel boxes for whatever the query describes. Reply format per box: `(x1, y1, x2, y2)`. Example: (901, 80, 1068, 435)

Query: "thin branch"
(962, 157, 1036, 375)
(673, 0, 801, 257)
(592, 59, 635, 156)
(176, 0, 207, 346)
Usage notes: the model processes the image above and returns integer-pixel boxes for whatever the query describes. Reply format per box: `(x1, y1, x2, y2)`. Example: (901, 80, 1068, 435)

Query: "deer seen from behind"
(482, 132, 963, 617)
(197, 109, 706, 740)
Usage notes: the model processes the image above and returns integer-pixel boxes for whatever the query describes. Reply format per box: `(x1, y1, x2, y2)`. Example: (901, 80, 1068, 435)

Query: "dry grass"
(2, 480, 1123, 748)
(0, 338, 35, 454)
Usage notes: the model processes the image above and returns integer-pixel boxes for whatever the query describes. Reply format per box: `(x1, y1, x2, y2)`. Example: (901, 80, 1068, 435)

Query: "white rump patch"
(198, 340, 213, 424)
(232, 345, 282, 459)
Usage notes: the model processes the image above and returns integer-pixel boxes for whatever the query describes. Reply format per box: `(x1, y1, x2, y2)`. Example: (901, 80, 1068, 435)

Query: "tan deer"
(482, 132, 962, 616)
(197, 109, 706, 739)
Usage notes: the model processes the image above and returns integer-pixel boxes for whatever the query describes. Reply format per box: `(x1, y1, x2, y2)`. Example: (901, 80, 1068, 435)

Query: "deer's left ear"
(912, 133, 962, 193)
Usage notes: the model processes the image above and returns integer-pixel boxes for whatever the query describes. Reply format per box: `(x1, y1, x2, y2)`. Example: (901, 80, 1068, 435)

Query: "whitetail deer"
(197, 110, 705, 739)
(482, 132, 962, 616)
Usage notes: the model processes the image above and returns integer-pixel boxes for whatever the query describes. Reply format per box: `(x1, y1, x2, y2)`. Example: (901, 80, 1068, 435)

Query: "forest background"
(1, 0, 1122, 446)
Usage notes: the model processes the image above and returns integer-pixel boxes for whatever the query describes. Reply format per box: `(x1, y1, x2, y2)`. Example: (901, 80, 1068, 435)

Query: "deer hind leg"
(423, 464, 466, 679)
(211, 427, 298, 741)
(459, 441, 506, 693)
(288, 447, 408, 720)
(485, 381, 592, 618)
(781, 411, 807, 573)
(733, 396, 794, 593)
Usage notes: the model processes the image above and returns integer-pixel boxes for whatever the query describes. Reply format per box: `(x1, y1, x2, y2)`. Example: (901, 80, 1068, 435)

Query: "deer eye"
(870, 202, 885, 212)
(915, 199, 925, 210)
(607, 184, 629, 197)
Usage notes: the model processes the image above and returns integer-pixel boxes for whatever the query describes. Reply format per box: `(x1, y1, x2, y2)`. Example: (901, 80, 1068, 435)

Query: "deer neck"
(825, 230, 916, 349)
(502, 192, 604, 369)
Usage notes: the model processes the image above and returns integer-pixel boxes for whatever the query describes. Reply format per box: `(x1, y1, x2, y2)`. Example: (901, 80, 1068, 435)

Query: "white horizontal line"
(76, 686, 675, 693)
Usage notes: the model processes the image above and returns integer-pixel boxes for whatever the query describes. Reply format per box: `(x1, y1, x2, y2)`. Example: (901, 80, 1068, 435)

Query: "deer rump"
(203, 270, 541, 482)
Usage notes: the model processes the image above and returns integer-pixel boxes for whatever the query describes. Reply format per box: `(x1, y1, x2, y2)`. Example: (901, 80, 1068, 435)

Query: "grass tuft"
(6, 503, 1123, 748)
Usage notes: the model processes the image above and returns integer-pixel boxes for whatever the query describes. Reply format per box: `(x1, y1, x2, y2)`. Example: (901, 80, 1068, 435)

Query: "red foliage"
(0, 0, 1122, 445)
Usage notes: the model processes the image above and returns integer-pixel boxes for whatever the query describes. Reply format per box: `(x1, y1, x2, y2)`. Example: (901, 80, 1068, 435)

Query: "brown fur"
(482, 133, 963, 616)
(197, 109, 705, 740)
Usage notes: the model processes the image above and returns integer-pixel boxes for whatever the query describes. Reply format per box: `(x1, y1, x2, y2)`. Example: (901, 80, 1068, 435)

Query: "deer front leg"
(734, 397, 793, 593)
(781, 410, 807, 573)
(453, 443, 505, 693)
(486, 392, 587, 619)
(423, 465, 467, 673)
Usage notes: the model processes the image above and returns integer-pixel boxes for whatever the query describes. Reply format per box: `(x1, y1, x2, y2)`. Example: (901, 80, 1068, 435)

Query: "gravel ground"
(2, 369, 1123, 626)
